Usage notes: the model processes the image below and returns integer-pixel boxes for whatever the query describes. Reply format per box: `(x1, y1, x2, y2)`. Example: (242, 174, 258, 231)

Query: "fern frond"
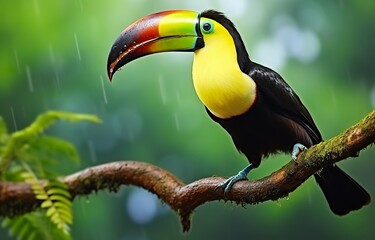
(2, 212, 71, 240)
(13, 111, 101, 139)
(20, 135, 79, 166)
(0, 111, 100, 177)
(1, 111, 98, 238)
(50, 194, 73, 207)
(15, 135, 81, 179)
(44, 180, 73, 233)
(3, 164, 25, 181)
(21, 172, 49, 201)
(29, 136, 80, 164)
(7, 111, 100, 152)
(20, 171, 73, 234)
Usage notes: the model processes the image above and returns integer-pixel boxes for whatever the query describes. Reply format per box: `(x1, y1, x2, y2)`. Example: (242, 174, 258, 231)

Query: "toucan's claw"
(292, 143, 307, 161)
(217, 163, 253, 195)
(218, 173, 248, 195)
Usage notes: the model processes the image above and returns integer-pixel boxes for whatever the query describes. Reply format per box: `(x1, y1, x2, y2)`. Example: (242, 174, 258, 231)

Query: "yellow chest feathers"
(192, 20, 256, 119)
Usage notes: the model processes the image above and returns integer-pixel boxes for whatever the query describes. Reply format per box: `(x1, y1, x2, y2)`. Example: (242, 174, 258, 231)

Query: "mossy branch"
(0, 110, 374, 231)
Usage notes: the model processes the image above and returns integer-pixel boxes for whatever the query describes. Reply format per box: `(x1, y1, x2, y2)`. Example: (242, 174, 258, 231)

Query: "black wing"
(249, 62, 322, 144)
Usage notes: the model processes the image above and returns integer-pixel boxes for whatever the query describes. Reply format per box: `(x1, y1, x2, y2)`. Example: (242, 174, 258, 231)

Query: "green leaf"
(1, 111, 93, 238)
(41, 200, 53, 208)
(47, 187, 71, 198)
(31, 184, 44, 191)
(8, 217, 25, 237)
(2, 165, 26, 181)
(35, 194, 48, 200)
(48, 179, 70, 189)
(20, 172, 34, 180)
(42, 182, 73, 232)
(49, 194, 72, 206)
(46, 206, 57, 217)
(2, 212, 72, 240)
(18, 220, 32, 240)
(54, 208, 72, 223)
(20, 170, 73, 233)
(1, 111, 100, 177)
(13, 111, 101, 141)
(28, 136, 80, 164)
(27, 231, 37, 240)
(54, 201, 72, 210)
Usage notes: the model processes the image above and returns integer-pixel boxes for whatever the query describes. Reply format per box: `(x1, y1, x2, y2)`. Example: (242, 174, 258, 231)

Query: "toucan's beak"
(107, 10, 204, 80)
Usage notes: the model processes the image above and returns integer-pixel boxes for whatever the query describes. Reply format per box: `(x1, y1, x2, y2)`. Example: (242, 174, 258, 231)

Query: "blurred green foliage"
(0, 0, 374, 239)
(0, 111, 100, 239)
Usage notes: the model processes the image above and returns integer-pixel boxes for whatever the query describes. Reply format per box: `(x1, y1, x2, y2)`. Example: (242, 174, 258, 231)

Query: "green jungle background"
(1, 0, 374, 239)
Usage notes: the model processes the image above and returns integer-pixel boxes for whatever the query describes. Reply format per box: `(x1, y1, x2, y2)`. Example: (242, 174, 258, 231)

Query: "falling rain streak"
(14, 49, 20, 73)
(55, 71, 61, 89)
(87, 140, 97, 163)
(100, 76, 108, 104)
(25, 65, 34, 92)
(10, 107, 18, 131)
(74, 33, 82, 62)
(174, 112, 180, 132)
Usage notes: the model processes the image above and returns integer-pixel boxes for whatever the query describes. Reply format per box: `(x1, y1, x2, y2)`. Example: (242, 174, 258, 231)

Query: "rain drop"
(25, 65, 34, 92)
(174, 112, 180, 132)
(100, 75, 108, 104)
(87, 140, 97, 163)
(74, 33, 82, 62)
(14, 49, 20, 73)
(55, 71, 60, 89)
(10, 106, 18, 131)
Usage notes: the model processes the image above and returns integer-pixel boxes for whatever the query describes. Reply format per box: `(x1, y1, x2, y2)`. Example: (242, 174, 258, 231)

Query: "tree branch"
(1, 110, 374, 231)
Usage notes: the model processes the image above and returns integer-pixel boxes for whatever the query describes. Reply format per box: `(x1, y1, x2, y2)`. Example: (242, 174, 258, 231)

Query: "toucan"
(107, 10, 370, 215)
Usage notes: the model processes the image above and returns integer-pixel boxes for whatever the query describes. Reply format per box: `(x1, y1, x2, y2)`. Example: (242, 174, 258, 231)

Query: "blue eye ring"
(201, 20, 214, 34)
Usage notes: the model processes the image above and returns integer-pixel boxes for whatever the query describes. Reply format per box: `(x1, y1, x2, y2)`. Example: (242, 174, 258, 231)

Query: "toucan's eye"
(201, 21, 214, 34)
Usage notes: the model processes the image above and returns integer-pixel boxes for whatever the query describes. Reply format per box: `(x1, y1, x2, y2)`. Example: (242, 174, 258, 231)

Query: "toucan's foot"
(292, 143, 307, 161)
(218, 172, 248, 195)
(218, 163, 253, 195)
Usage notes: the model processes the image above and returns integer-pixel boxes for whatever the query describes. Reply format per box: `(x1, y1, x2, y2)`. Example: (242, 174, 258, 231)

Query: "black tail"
(314, 165, 371, 215)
